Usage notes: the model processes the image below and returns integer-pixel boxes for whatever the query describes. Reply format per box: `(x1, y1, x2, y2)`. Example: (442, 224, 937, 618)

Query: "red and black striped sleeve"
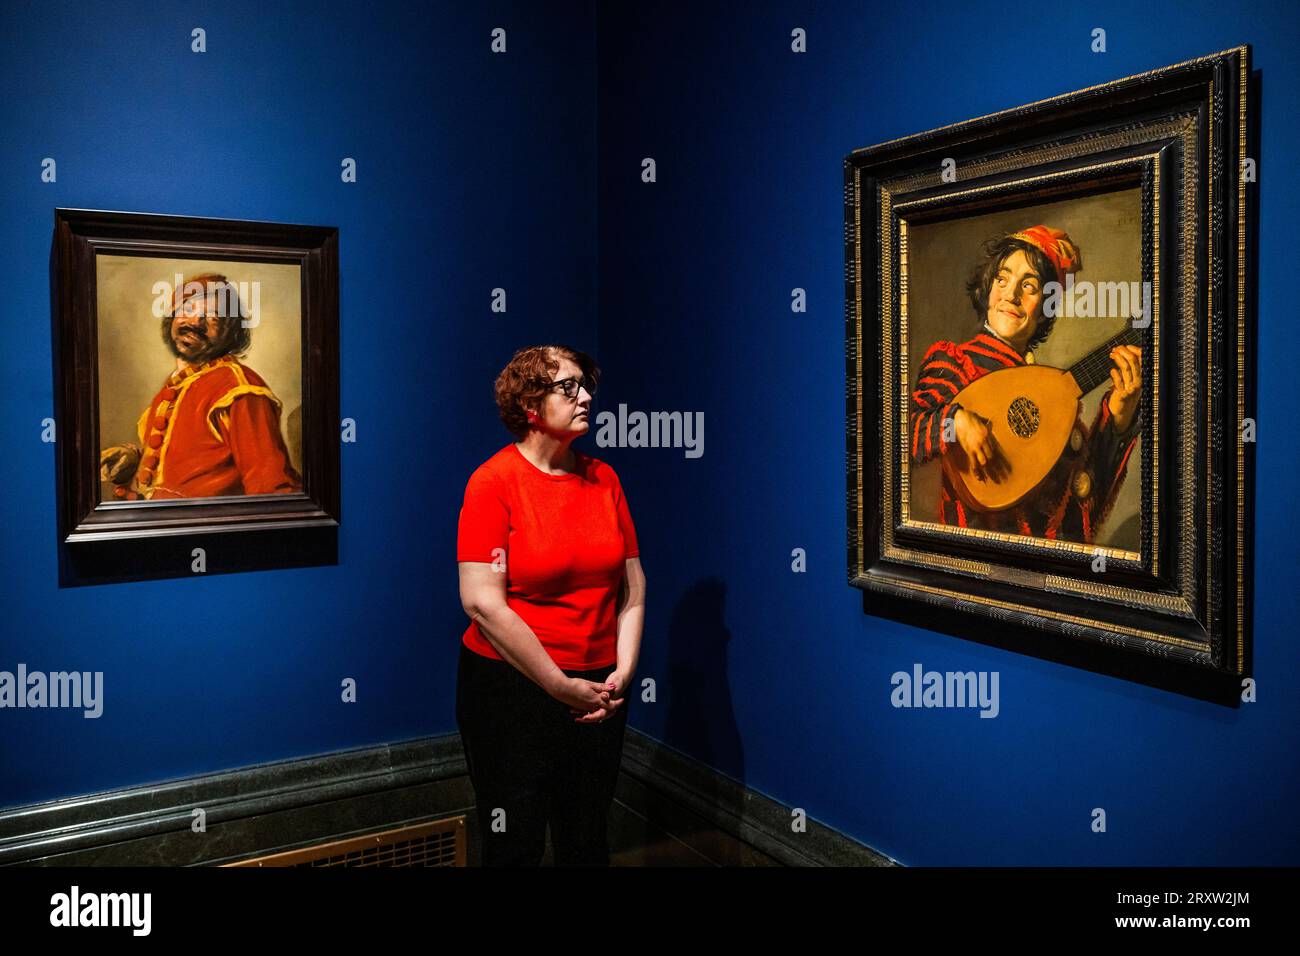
(909, 348, 968, 464)
(1085, 388, 1142, 530)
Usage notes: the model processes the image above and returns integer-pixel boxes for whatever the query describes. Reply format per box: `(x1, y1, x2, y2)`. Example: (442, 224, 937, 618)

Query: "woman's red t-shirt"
(457, 443, 639, 670)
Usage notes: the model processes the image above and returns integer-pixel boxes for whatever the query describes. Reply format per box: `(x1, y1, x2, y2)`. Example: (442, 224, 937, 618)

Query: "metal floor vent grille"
(225, 817, 466, 867)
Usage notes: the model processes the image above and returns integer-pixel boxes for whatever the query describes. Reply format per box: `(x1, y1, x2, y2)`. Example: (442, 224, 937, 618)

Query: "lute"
(940, 327, 1142, 513)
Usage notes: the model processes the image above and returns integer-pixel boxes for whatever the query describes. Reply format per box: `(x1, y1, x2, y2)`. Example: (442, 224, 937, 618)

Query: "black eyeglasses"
(537, 376, 597, 400)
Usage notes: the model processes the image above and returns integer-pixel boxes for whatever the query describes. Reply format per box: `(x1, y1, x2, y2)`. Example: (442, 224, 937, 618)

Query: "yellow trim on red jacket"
(205, 384, 283, 442)
(141, 356, 241, 498)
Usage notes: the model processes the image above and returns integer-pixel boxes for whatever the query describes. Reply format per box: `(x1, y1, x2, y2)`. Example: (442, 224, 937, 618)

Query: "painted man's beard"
(170, 323, 233, 364)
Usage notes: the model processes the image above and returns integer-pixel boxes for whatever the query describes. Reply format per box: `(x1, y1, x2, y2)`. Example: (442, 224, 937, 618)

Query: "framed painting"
(844, 47, 1255, 693)
(51, 209, 340, 585)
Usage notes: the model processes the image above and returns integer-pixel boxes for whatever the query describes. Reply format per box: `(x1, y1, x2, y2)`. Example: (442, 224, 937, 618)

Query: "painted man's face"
(169, 294, 230, 363)
(986, 249, 1043, 348)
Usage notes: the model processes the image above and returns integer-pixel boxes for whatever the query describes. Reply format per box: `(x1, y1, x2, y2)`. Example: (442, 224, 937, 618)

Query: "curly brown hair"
(495, 344, 601, 439)
(964, 236, 1073, 351)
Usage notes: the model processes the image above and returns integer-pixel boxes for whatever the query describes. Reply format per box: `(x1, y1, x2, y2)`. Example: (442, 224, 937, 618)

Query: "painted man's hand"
(99, 444, 142, 485)
(952, 407, 1008, 482)
(1107, 345, 1143, 433)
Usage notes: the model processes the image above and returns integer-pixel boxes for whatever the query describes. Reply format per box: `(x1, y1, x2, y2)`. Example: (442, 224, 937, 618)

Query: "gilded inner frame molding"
(894, 158, 1160, 561)
(884, 153, 1188, 616)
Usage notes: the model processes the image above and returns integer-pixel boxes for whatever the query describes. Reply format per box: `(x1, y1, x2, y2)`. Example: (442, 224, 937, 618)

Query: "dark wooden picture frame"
(51, 209, 340, 586)
(844, 47, 1255, 696)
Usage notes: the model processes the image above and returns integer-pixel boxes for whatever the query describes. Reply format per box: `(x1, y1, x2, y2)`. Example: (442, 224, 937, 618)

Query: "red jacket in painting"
(129, 354, 302, 500)
(909, 329, 1140, 544)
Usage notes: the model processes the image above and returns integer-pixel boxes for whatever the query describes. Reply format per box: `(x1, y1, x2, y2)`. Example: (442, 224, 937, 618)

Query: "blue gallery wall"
(0, 3, 596, 807)
(595, 1, 1299, 864)
(1, 0, 1296, 869)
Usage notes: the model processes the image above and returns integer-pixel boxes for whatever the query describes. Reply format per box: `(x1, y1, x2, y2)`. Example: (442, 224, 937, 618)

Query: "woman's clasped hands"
(554, 669, 629, 724)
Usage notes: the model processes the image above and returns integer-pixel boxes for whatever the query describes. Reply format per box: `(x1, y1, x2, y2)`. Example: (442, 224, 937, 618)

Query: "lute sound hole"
(1007, 396, 1040, 438)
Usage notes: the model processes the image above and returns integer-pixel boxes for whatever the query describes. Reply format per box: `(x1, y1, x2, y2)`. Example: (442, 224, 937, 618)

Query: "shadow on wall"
(642, 577, 747, 848)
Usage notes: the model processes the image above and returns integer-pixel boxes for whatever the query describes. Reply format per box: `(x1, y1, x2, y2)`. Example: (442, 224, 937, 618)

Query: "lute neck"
(1067, 326, 1144, 395)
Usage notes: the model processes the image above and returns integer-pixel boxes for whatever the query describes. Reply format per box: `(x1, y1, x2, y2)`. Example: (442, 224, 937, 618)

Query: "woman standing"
(455, 344, 646, 866)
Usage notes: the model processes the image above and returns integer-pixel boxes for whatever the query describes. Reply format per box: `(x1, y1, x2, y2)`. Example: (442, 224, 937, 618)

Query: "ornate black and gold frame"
(51, 209, 340, 586)
(844, 47, 1254, 691)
